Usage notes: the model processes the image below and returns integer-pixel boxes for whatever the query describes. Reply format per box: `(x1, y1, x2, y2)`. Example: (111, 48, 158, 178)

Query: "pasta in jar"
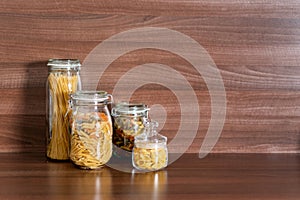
(70, 91, 113, 169)
(46, 59, 81, 161)
(132, 121, 168, 172)
(133, 145, 168, 171)
(111, 103, 149, 152)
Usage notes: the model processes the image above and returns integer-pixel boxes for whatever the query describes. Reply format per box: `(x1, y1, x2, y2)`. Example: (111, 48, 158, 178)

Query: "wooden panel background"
(1, 0, 300, 153)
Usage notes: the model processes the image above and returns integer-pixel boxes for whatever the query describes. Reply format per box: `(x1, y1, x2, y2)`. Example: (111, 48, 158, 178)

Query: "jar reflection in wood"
(70, 91, 113, 169)
(111, 103, 149, 152)
(132, 120, 168, 172)
(46, 59, 81, 161)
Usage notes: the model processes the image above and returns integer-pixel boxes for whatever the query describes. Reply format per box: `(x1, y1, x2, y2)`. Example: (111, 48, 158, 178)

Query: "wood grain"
(1, 0, 300, 153)
(0, 152, 299, 199)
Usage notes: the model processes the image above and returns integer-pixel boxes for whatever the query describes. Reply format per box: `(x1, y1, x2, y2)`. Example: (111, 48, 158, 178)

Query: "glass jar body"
(132, 142, 168, 171)
(46, 59, 81, 161)
(111, 103, 148, 152)
(70, 91, 113, 169)
(132, 121, 168, 172)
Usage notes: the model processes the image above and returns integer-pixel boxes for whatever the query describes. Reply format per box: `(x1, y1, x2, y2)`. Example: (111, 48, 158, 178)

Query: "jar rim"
(47, 59, 81, 70)
(71, 90, 110, 103)
(111, 102, 149, 116)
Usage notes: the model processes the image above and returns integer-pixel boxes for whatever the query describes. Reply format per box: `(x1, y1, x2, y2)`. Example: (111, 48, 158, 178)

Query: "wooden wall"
(1, 0, 300, 153)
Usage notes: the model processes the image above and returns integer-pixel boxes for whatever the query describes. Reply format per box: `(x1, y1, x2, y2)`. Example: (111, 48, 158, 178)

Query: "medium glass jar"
(111, 103, 149, 151)
(70, 91, 113, 169)
(46, 59, 81, 161)
(132, 121, 168, 172)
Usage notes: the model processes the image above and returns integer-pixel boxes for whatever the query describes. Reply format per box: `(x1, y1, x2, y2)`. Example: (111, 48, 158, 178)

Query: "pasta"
(113, 116, 145, 151)
(47, 72, 79, 160)
(133, 146, 168, 171)
(70, 112, 112, 169)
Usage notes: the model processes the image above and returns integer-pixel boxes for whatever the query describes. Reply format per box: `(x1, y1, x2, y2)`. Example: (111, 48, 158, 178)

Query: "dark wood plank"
(0, 93, 299, 153)
(0, 153, 299, 199)
(2, 0, 300, 17)
(0, 115, 45, 152)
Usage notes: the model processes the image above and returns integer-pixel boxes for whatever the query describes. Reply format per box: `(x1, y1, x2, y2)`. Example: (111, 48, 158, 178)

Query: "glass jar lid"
(71, 91, 112, 105)
(134, 121, 167, 147)
(47, 59, 81, 70)
(111, 102, 149, 117)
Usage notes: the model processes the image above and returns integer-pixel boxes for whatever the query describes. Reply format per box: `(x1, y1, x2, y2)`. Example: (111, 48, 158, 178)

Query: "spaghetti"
(47, 73, 79, 160)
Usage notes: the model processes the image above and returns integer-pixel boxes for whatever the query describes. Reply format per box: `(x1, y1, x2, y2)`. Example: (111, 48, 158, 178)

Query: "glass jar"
(111, 102, 149, 151)
(70, 91, 113, 169)
(132, 121, 168, 171)
(46, 59, 81, 161)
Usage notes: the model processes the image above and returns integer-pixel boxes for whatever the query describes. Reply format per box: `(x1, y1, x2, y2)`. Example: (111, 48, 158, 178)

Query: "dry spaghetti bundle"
(47, 73, 79, 160)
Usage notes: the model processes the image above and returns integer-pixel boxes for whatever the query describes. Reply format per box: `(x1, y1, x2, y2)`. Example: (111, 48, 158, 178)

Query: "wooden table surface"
(0, 152, 299, 200)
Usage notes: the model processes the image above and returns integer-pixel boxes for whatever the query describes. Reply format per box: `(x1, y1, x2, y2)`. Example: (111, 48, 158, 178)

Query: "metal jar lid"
(47, 59, 81, 71)
(71, 91, 112, 105)
(111, 102, 149, 117)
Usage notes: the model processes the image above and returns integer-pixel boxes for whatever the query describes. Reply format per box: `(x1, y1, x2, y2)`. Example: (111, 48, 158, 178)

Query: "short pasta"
(70, 112, 112, 169)
(133, 147, 168, 171)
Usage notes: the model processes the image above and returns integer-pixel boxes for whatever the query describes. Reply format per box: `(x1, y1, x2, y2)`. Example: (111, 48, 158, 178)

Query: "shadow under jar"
(70, 91, 113, 169)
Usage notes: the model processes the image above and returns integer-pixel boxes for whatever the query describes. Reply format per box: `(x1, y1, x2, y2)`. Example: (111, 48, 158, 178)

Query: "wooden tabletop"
(0, 153, 299, 200)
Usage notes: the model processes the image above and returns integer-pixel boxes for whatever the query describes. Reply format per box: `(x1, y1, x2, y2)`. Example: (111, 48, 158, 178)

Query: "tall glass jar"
(70, 91, 113, 169)
(132, 120, 168, 172)
(46, 59, 81, 161)
(111, 103, 149, 151)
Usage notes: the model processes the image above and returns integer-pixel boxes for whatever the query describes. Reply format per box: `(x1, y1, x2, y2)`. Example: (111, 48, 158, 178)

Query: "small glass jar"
(46, 59, 81, 161)
(111, 102, 149, 151)
(132, 121, 168, 171)
(70, 91, 113, 169)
